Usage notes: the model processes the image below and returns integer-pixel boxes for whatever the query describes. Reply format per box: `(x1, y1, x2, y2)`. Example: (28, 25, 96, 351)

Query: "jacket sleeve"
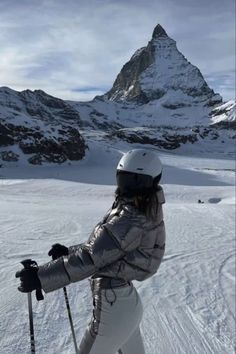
(38, 212, 143, 293)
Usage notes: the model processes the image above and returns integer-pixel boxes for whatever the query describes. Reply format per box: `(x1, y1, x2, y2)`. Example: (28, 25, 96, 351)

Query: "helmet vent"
(137, 168, 143, 171)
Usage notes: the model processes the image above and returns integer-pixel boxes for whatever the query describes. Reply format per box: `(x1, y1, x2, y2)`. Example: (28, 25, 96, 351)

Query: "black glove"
(48, 243, 69, 260)
(15, 267, 41, 293)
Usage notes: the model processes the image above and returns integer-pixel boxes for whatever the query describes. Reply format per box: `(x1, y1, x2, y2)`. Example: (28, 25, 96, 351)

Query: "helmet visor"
(116, 171, 153, 195)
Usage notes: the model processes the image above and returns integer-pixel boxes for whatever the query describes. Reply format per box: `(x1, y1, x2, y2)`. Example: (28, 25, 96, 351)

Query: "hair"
(115, 186, 160, 221)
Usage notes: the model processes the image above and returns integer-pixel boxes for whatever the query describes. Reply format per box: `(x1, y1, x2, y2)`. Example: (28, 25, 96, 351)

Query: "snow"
(140, 37, 204, 93)
(211, 101, 236, 124)
(0, 146, 235, 354)
(67, 93, 234, 129)
(100, 33, 225, 127)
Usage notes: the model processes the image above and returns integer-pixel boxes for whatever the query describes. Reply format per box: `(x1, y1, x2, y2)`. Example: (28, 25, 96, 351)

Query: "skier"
(16, 149, 166, 354)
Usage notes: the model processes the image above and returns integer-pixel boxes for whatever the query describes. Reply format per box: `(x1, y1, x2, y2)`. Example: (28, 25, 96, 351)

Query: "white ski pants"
(78, 282, 145, 354)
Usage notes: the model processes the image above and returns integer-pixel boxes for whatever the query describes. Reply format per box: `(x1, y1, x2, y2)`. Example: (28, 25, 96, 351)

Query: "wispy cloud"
(0, 0, 235, 101)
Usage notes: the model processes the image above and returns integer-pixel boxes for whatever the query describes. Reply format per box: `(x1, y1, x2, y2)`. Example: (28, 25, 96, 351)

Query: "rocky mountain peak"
(152, 24, 168, 39)
(101, 24, 222, 107)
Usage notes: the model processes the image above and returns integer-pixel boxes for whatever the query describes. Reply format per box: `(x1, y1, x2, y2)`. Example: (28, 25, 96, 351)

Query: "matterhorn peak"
(152, 24, 168, 39)
(102, 24, 222, 108)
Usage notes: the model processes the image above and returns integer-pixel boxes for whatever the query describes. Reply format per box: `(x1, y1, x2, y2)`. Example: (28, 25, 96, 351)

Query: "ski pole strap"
(36, 289, 44, 301)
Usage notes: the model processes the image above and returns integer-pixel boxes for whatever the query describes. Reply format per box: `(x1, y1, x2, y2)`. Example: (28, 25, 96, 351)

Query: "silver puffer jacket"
(38, 187, 166, 293)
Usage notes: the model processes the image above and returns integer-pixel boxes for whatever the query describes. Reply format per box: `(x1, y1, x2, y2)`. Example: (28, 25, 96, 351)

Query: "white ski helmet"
(116, 149, 162, 195)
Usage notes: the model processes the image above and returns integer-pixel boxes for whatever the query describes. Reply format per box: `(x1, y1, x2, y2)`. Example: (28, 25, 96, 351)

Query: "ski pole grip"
(21, 259, 37, 269)
(21, 259, 44, 301)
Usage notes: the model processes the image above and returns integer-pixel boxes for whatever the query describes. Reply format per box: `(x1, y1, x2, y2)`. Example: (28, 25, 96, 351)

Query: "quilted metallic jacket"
(38, 187, 166, 293)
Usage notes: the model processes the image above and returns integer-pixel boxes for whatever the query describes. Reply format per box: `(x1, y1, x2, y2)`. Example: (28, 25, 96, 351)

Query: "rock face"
(0, 87, 83, 123)
(108, 125, 236, 151)
(0, 87, 86, 166)
(103, 24, 222, 106)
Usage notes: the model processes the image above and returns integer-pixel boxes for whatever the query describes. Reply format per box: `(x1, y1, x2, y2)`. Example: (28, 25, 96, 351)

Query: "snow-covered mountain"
(0, 87, 86, 165)
(0, 24, 235, 167)
(103, 24, 221, 106)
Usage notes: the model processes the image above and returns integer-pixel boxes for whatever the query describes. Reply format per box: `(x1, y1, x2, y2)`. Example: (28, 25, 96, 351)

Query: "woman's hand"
(48, 243, 69, 260)
(15, 266, 41, 293)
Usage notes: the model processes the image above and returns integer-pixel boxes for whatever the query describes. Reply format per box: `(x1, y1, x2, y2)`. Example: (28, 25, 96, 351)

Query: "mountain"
(0, 87, 86, 165)
(0, 24, 235, 167)
(103, 24, 222, 107)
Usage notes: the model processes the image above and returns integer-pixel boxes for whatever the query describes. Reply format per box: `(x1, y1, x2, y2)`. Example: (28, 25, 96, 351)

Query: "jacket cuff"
(38, 258, 70, 293)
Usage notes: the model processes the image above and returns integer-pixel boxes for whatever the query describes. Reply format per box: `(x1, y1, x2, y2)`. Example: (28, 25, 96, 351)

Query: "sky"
(0, 0, 235, 102)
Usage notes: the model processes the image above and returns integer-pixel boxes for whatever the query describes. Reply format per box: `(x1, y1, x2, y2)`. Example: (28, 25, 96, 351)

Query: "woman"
(16, 149, 166, 354)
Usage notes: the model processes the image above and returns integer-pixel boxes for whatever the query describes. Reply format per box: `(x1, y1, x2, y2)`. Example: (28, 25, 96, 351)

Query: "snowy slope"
(0, 145, 235, 354)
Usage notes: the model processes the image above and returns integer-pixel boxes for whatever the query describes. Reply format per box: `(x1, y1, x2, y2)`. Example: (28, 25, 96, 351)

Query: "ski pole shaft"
(27, 292, 36, 354)
(20, 259, 44, 353)
(63, 287, 78, 353)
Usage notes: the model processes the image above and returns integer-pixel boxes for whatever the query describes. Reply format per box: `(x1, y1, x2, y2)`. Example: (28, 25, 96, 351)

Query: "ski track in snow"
(0, 154, 235, 354)
(140, 203, 235, 354)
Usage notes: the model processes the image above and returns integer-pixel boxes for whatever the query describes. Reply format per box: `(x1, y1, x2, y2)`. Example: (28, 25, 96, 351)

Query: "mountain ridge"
(0, 24, 235, 166)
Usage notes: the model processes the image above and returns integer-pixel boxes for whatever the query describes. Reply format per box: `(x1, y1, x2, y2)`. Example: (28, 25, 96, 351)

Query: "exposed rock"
(28, 154, 43, 165)
(162, 103, 191, 109)
(0, 151, 19, 162)
(0, 123, 15, 146)
(103, 43, 155, 103)
(0, 87, 82, 124)
(28, 153, 67, 165)
(212, 121, 236, 130)
(109, 128, 198, 150)
(152, 24, 168, 38)
(101, 24, 222, 107)
(0, 120, 87, 165)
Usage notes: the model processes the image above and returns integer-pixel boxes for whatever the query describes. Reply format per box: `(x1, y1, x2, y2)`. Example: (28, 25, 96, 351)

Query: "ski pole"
(49, 253, 78, 353)
(21, 259, 44, 354)
(27, 291, 35, 354)
(63, 286, 79, 353)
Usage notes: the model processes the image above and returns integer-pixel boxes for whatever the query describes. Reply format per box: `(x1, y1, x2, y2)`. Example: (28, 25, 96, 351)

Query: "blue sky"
(0, 0, 235, 101)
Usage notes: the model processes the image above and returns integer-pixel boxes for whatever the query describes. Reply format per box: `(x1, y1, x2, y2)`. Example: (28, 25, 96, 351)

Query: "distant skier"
(16, 149, 166, 354)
